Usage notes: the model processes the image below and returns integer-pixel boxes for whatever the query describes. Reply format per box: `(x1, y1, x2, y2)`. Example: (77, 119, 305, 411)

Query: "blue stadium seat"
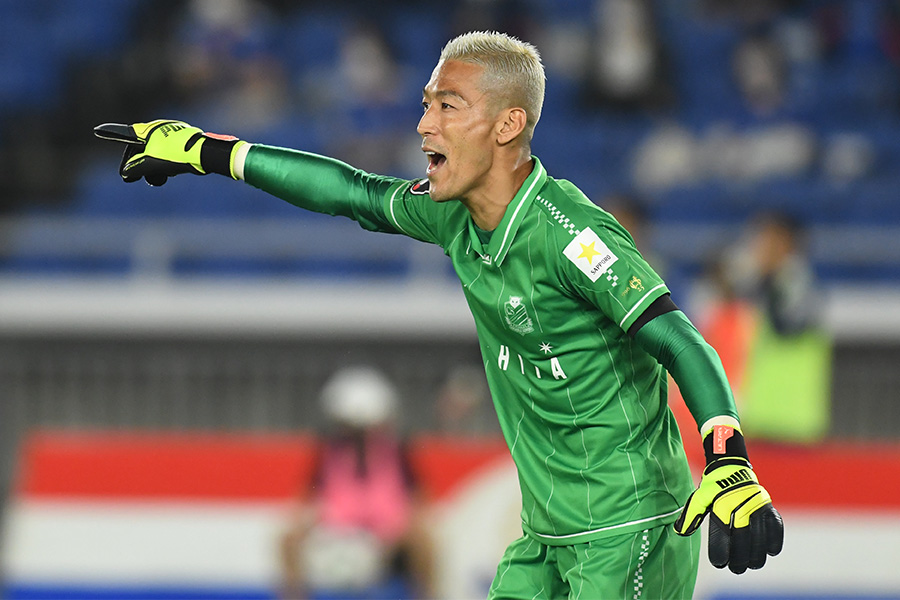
(43, 0, 143, 56)
(0, 0, 143, 112)
(6, 1, 900, 285)
(279, 9, 345, 80)
(381, 6, 449, 73)
(73, 161, 179, 217)
(0, 12, 61, 110)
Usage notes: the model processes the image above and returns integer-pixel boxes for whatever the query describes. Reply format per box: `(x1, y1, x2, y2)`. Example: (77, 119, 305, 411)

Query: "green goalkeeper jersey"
(245, 148, 695, 546)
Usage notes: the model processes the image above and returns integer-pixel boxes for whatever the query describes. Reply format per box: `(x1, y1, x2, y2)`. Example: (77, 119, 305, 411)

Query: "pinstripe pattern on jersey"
(625, 341, 675, 497)
(526, 386, 558, 536)
(493, 160, 546, 265)
(596, 322, 642, 503)
(567, 388, 594, 530)
(573, 543, 587, 600)
(526, 221, 544, 333)
(492, 535, 536, 595)
(384, 157, 693, 548)
(386, 183, 410, 237)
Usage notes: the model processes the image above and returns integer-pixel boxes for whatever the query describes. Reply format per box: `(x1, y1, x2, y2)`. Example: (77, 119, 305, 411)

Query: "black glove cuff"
(703, 426, 749, 464)
(200, 135, 240, 177)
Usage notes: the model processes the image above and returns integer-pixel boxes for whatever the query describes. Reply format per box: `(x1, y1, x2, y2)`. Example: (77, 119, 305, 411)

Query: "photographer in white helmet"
(278, 367, 434, 600)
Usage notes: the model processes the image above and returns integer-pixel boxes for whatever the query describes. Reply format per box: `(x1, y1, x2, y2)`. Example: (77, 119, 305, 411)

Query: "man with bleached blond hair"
(96, 29, 782, 600)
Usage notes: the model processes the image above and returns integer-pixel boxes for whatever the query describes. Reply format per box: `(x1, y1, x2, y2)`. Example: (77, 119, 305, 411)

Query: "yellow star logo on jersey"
(578, 241, 601, 264)
(564, 228, 619, 282)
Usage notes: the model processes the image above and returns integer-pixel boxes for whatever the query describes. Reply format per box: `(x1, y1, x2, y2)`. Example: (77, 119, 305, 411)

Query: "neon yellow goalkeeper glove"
(673, 424, 783, 574)
(93, 120, 246, 186)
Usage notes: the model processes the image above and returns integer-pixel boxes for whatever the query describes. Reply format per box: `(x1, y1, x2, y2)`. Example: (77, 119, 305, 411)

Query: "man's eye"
(441, 102, 453, 110)
(422, 101, 429, 111)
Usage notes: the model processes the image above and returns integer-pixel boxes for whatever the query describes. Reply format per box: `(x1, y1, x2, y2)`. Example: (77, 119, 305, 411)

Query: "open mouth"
(425, 151, 447, 176)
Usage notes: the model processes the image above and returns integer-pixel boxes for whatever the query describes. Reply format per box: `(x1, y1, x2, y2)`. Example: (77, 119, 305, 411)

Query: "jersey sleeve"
(559, 220, 670, 332)
(380, 179, 450, 246)
(634, 310, 740, 428)
(243, 145, 451, 247)
(243, 145, 403, 234)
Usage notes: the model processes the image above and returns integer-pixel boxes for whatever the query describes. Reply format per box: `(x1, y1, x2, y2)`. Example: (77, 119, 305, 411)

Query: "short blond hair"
(439, 31, 545, 143)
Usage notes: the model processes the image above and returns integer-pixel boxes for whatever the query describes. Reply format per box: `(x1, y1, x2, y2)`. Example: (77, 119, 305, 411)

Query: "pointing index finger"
(93, 123, 142, 144)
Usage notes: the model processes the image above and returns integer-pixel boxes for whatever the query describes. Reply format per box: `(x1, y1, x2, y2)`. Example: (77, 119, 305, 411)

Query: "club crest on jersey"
(563, 227, 618, 282)
(621, 275, 644, 297)
(504, 296, 534, 335)
(410, 179, 430, 195)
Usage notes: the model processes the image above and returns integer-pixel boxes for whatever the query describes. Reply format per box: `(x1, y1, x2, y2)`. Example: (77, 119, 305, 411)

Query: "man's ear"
(496, 107, 527, 145)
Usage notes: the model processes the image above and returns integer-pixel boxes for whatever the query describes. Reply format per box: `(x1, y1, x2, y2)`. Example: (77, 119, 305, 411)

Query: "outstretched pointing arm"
(95, 119, 403, 234)
(240, 144, 399, 233)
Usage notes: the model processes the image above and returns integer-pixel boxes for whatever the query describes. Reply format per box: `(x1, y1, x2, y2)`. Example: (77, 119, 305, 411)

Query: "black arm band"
(627, 293, 679, 338)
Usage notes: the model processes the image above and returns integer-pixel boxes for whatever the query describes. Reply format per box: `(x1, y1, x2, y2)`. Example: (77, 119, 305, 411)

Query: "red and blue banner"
(3, 431, 900, 599)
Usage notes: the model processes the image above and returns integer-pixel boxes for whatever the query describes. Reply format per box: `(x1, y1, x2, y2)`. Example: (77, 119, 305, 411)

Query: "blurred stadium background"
(1, 0, 899, 598)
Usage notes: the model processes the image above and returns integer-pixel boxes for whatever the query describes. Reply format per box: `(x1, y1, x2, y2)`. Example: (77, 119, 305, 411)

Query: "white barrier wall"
(3, 432, 900, 599)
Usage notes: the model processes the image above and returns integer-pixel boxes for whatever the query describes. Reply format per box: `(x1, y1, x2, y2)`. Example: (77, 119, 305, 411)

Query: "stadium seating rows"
(1, 0, 899, 282)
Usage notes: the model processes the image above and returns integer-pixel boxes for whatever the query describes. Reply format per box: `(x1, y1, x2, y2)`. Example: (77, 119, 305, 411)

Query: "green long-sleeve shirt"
(244, 145, 738, 544)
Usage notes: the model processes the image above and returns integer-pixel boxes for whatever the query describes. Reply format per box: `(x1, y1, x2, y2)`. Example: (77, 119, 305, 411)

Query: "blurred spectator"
(603, 193, 664, 271)
(630, 122, 701, 191)
(733, 31, 788, 117)
(744, 212, 818, 334)
(690, 253, 756, 401)
(279, 367, 434, 600)
(582, 0, 673, 112)
(714, 213, 831, 444)
(337, 22, 404, 107)
(632, 120, 816, 191)
(173, 0, 290, 132)
(674, 253, 756, 467)
(323, 21, 414, 175)
(821, 131, 875, 183)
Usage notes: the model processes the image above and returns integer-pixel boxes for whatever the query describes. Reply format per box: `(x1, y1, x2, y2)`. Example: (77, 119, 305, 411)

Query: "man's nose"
(417, 106, 435, 137)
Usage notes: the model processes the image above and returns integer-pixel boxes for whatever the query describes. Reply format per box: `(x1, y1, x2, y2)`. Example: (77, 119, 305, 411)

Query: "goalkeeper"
(96, 31, 782, 599)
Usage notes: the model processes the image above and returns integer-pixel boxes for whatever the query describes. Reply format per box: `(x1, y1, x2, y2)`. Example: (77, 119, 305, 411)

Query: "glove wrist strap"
(703, 425, 749, 464)
(200, 135, 242, 179)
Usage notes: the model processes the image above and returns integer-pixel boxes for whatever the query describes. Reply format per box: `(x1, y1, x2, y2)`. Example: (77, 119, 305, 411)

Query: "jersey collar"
(467, 156, 547, 267)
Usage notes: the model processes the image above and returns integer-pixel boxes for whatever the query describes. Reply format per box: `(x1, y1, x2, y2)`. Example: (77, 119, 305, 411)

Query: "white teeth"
(425, 151, 435, 156)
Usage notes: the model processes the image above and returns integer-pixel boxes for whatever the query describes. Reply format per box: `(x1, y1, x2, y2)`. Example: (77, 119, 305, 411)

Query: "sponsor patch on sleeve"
(410, 179, 430, 195)
(563, 228, 618, 282)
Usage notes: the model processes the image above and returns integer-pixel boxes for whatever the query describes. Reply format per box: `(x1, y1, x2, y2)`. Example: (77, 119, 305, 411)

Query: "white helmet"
(320, 366, 398, 428)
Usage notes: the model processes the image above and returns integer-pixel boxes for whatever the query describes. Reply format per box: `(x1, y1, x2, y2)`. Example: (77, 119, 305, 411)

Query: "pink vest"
(317, 434, 412, 543)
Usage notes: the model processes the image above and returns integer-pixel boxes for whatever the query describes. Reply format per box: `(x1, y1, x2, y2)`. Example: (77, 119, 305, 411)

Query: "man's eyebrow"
(422, 88, 468, 103)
